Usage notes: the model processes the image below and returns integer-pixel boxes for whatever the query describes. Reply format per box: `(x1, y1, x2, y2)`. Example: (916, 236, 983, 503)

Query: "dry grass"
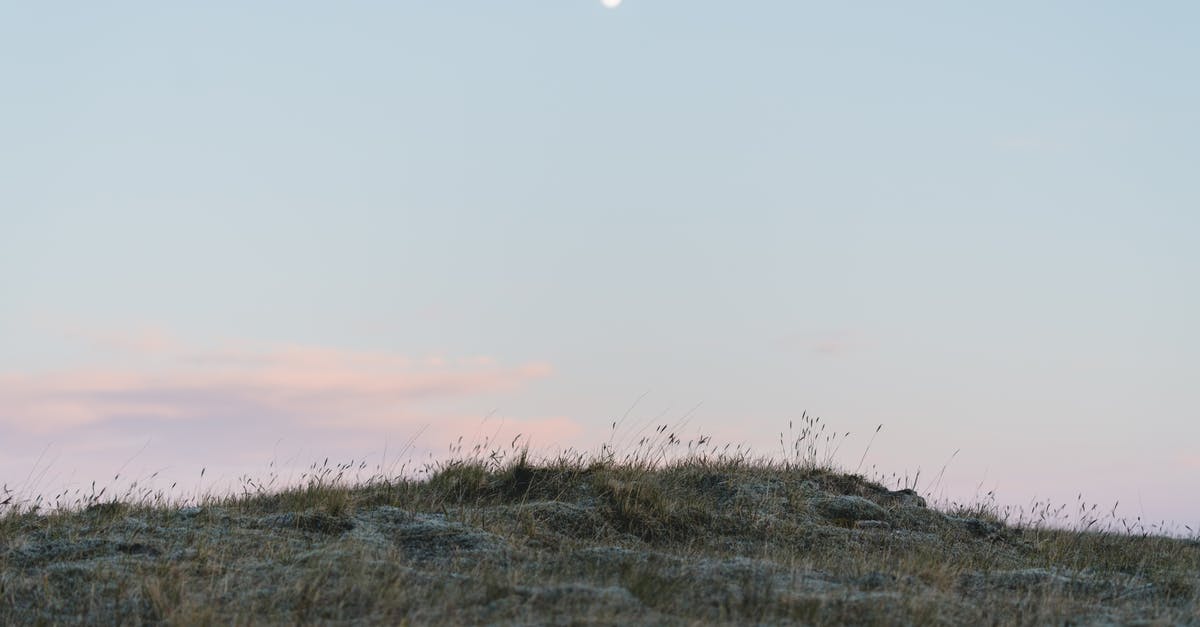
(1, 417, 1198, 625)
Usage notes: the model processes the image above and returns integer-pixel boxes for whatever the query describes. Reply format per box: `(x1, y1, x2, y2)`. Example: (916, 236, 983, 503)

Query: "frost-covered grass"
(2, 417, 1197, 625)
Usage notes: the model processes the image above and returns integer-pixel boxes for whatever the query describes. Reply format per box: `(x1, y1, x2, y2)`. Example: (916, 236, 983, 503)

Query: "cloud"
(0, 342, 553, 434)
(775, 329, 871, 357)
(1177, 454, 1200, 471)
(0, 330, 576, 501)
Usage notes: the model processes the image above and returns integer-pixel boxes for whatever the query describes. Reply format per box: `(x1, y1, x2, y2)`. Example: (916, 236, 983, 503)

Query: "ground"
(2, 451, 1198, 625)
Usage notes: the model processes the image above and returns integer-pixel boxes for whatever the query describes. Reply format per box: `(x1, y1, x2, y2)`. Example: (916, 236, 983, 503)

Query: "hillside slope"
(2, 456, 1197, 625)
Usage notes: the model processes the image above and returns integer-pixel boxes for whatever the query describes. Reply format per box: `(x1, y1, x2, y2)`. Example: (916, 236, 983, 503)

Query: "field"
(2, 421, 1198, 625)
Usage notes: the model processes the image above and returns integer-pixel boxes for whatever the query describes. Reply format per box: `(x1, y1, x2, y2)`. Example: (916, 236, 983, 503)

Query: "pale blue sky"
(2, 2, 1197, 528)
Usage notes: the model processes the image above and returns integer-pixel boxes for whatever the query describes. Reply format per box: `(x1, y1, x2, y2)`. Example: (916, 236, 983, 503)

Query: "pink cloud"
(0, 343, 553, 434)
(1177, 454, 1200, 470)
(0, 331, 575, 501)
(775, 330, 871, 357)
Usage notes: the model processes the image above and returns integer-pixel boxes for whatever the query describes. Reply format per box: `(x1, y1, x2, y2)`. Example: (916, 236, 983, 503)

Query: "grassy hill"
(2, 431, 1198, 625)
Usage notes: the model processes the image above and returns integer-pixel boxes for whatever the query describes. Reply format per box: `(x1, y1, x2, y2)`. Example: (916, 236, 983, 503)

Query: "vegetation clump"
(1, 418, 1197, 624)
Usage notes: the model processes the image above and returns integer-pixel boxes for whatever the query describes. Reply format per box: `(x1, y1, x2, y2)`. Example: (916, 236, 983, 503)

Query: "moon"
(601, 0, 622, 8)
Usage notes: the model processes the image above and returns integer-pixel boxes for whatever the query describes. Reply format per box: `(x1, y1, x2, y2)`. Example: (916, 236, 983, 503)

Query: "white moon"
(601, 0, 622, 8)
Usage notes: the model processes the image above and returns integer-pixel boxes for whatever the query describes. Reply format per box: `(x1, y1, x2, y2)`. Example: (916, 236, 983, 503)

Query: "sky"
(2, 2, 1198, 529)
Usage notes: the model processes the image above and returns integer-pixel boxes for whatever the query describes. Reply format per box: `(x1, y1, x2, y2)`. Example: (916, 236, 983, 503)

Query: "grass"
(1, 415, 1198, 625)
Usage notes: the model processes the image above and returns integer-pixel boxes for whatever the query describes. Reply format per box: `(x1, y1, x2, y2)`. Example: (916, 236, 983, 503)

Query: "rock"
(177, 506, 204, 518)
(947, 516, 1003, 537)
(389, 513, 507, 562)
(169, 547, 199, 561)
(477, 583, 653, 623)
(257, 511, 355, 534)
(518, 500, 608, 538)
(523, 583, 643, 612)
(958, 567, 1151, 598)
(811, 496, 887, 522)
(880, 489, 926, 508)
(117, 517, 152, 532)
